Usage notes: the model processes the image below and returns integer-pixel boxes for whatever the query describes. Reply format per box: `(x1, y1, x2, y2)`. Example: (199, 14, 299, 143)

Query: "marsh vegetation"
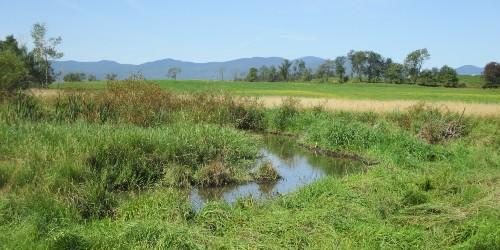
(0, 80, 498, 249)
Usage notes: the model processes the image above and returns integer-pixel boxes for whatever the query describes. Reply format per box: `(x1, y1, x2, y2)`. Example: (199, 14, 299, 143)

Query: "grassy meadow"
(51, 78, 500, 104)
(1, 81, 499, 249)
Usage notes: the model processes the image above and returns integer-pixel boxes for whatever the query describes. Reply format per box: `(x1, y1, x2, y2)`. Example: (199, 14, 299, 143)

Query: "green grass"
(2, 86, 499, 249)
(458, 75, 485, 88)
(51, 79, 500, 103)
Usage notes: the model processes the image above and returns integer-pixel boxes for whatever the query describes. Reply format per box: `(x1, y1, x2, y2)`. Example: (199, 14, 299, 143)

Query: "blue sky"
(1, 0, 499, 67)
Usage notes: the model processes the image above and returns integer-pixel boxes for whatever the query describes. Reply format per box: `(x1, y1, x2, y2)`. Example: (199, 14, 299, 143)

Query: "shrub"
(414, 105, 469, 144)
(272, 97, 299, 131)
(229, 99, 266, 131)
(194, 161, 235, 187)
(252, 161, 281, 183)
(63, 72, 86, 82)
(0, 49, 28, 93)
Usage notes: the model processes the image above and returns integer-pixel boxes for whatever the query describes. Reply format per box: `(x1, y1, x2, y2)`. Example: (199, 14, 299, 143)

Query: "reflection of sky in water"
(190, 136, 364, 211)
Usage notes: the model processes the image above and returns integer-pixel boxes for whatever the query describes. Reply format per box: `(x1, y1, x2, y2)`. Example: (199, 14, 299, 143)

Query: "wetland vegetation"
(0, 80, 498, 249)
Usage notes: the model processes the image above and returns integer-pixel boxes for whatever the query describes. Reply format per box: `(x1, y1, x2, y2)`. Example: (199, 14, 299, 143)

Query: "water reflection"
(190, 136, 364, 210)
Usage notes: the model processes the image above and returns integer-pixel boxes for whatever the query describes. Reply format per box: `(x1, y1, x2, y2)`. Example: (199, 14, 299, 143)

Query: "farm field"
(51, 79, 500, 103)
(1, 81, 499, 249)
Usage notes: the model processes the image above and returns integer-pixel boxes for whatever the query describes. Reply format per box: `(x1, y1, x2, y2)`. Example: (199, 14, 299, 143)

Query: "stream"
(190, 136, 365, 210)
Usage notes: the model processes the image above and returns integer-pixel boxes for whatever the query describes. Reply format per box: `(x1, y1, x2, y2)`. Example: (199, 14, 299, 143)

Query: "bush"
(272, 97, 299, 131)
(63, 72, 86, 82)
(252, 161, 281, 183)
(0, 50, 28, 93)
(230, 99, 266, 131)
(194, 161, 235, 187)
(411, 104, 469, 144)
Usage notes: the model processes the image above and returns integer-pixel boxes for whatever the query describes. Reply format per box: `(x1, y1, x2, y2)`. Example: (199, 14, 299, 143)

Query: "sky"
(1, 0, 499, 68)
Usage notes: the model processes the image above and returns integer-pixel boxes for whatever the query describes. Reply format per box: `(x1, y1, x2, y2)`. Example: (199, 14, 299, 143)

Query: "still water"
(190, 136, 365, 210)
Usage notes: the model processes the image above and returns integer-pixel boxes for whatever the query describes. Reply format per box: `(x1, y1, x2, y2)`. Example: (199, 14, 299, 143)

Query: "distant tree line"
(0, 23, 63, 93)
(242, 49, 483, 88)
(63, 72, 97, 82)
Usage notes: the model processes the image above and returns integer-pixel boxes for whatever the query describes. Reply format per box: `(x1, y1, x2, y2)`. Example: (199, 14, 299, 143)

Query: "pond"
(190, 135, 365, 210)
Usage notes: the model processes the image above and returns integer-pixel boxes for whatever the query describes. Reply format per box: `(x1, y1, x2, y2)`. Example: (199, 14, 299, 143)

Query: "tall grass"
(0, 83, 498, 249)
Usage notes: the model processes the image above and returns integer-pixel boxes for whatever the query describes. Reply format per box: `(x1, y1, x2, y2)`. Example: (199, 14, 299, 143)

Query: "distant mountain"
(52, 56, 328, 81)
(456, 65, 483, 75)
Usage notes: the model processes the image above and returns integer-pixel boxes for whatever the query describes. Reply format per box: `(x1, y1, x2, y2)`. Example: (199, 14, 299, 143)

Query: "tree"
(106, 73, 118, 81)
(63, 72, 86, 82)
(300, 68, 313, 82)
(167, 67, 181, 80)
(365, 51, 385, 82)
(279, 59, 292, 81)
(418, 68, 439, 86)
(0, 50, 28, 92)
(384, 63, 405, 84)
(404, 48, 430, 84)
(31, 23, 63, 88)
(438, 65, 459, 87)
(0, 35, 45, 86)
(334, 56, 347, 83)
(127, 71, 146, 81)
(483, 62, 500, 88)
(316, 60, 334, 82)
(246, 67, 258, 82)
(269, 66, 278, 82)
(87, 74, 97, 81)
(348, 50, 367, 82)
(258, 66, 271, 82)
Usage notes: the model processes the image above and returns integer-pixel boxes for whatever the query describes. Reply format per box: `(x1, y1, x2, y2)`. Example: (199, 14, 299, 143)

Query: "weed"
(195, 161, 235, 187)
(252, 161, 281, 183)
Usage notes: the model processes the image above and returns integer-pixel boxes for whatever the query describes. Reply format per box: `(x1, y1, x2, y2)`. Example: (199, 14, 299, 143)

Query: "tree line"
(242, 49, 466, 87)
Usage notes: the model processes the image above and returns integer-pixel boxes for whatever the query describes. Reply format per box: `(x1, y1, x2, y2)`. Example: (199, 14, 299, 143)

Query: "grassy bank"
(1, 82, 499, 249)
(50, 79, 500, 103)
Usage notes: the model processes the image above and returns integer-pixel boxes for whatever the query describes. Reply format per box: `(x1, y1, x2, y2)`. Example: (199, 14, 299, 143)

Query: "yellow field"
(259, 96, 500, 117)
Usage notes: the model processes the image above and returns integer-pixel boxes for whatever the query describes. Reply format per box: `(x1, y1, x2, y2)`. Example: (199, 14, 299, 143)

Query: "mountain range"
(52, 57, 483, 81)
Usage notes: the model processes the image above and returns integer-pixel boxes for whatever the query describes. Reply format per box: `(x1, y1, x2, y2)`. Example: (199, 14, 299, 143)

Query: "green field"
(51, 79, 500, 103)
(458, 75, 485, 88)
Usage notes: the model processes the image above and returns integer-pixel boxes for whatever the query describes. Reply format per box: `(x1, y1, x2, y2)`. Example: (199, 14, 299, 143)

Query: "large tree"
(334, 56, 347, 83)
(365, 51, 385, 82)
(483, 62, 500, 88)
(438, 65, 459, 87)
(384, 63, 405, 84)
(404, 48, 430, 84)
(279, 59, 292, 81)
(246, 67, 258, 82)
(31, 23, 63, 87)
(316, 60, 334, 82)
(348, 50, 368, 82)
